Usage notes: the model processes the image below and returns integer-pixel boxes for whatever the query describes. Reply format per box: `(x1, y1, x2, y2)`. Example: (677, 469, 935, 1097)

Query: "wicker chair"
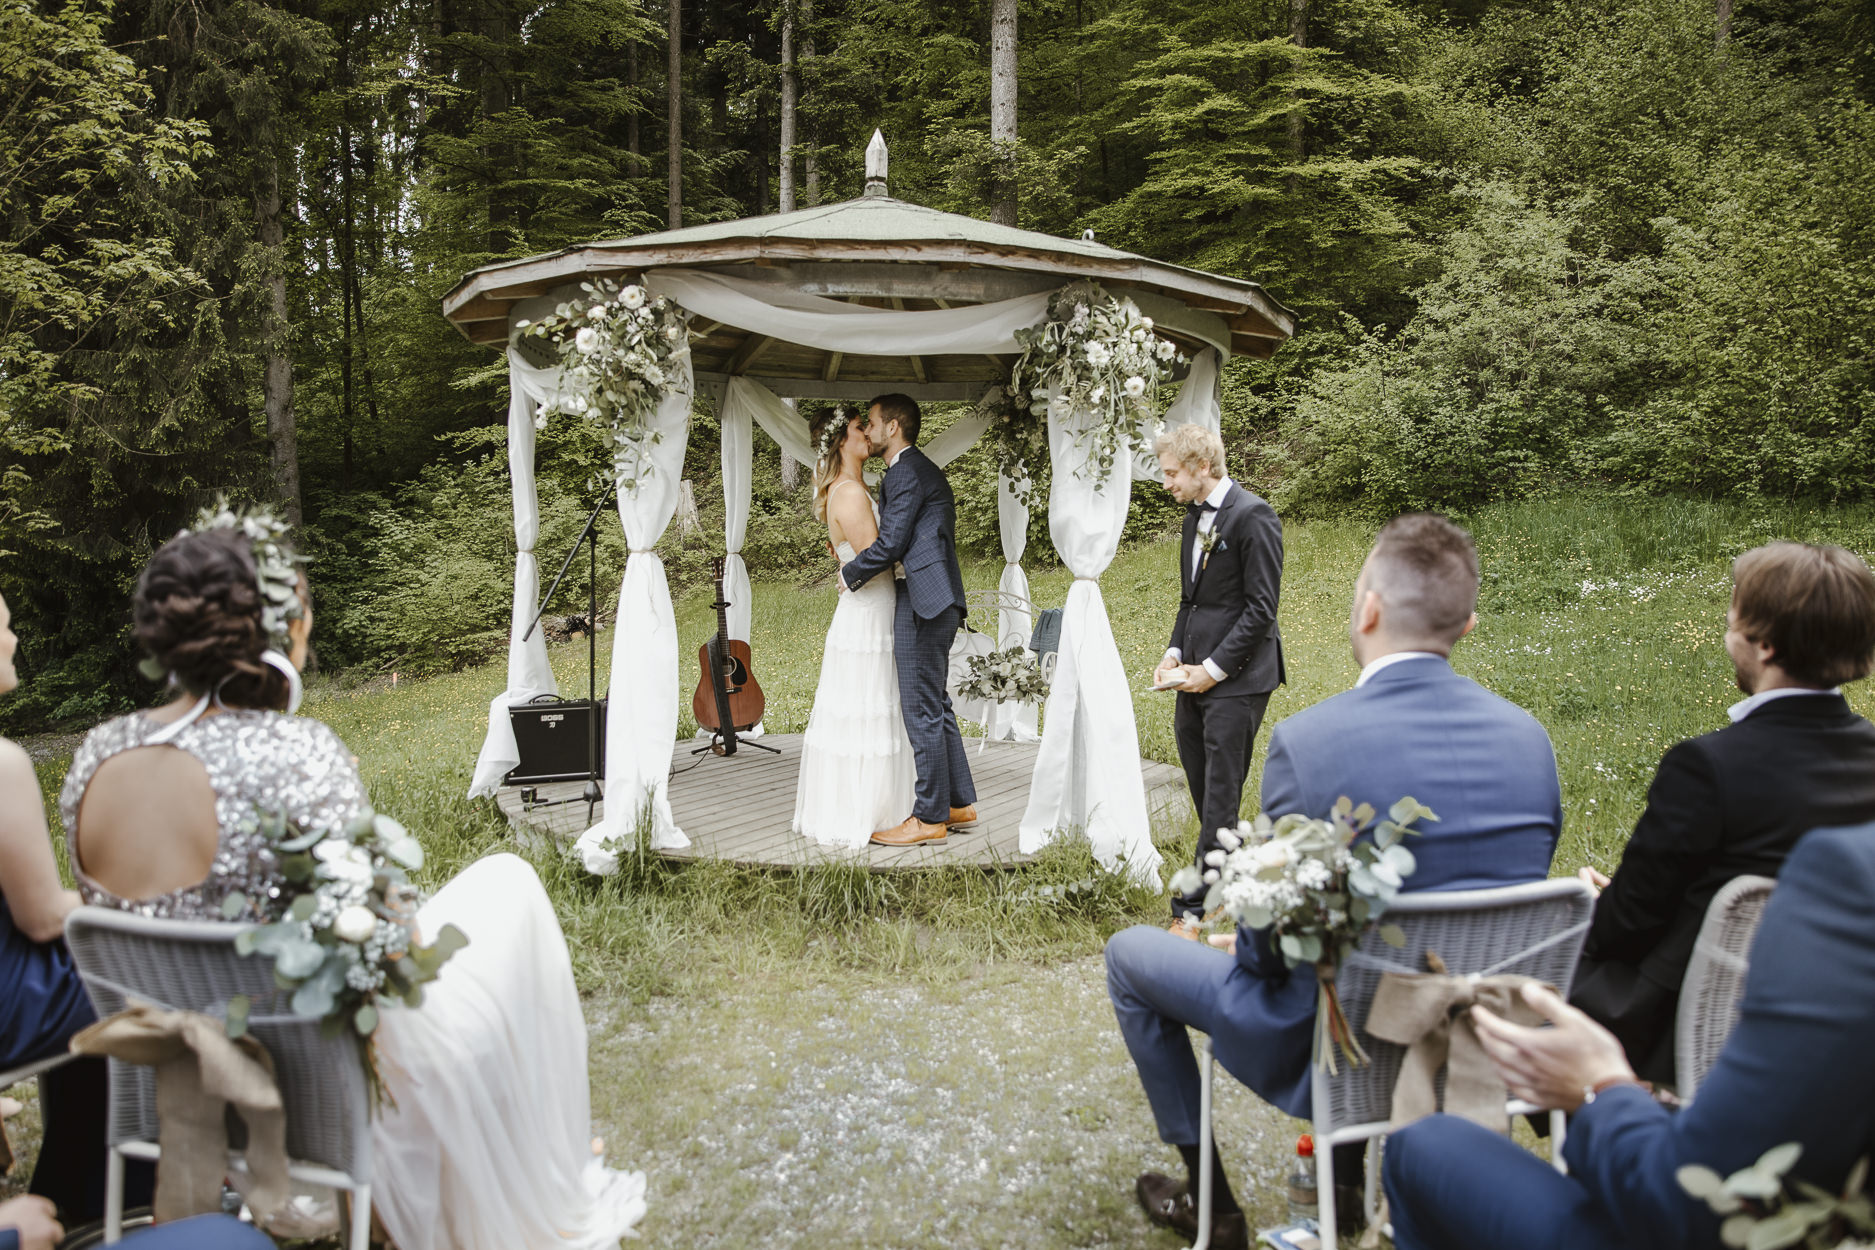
(63, 906, 374, 1248)
(1675, 874, 1776, 1104)
(1191, 878, 1597, 1250)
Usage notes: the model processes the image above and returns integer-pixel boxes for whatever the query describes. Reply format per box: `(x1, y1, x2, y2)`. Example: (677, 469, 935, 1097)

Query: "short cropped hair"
(1155, 423, 1227, 478)
(1731, 542, 1875, 687)
(1365, 514, 1480, 642)
(869, 393, 922, 445)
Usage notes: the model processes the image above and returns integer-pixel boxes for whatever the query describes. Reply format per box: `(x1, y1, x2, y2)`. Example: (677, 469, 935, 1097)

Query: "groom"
(841, 393, 978, 845)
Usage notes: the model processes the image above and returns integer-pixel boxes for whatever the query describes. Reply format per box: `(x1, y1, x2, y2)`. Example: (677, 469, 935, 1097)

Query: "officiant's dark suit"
(1572, 692, 1875, 1083)
(841, 420, 975, 827)
(1166, 478, 1286, 918)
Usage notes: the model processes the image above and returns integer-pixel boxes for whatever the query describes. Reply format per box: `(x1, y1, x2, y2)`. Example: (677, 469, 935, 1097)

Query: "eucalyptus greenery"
(224, 808, 468, 1108)
(1009, 281, 1185, 486)
(520, 278, 690, 493)
(1170, 796, 1436, 1070)
(958, 642, 1050, 706)
(1680, 1146, 1875, 1250)
(973, 384, 1048, 510)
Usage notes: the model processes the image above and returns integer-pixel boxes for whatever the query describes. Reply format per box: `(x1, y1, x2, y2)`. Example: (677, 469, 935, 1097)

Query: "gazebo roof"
(442, 191, 1296, 399)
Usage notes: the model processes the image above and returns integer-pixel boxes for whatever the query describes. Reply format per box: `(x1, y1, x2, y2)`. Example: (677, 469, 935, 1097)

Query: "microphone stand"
(520, 480, 615, 821)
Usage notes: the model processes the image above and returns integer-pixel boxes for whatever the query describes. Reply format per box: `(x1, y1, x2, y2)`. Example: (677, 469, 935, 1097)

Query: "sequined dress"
(63, 710, 649, 1250)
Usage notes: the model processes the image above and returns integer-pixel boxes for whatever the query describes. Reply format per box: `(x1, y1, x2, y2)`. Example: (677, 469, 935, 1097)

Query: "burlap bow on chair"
(1363, 956, 1552, 1132)
(71, 1005, 289, 1223)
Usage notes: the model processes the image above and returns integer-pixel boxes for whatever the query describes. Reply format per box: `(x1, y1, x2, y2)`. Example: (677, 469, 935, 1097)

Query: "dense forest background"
(3, 0, 1873, 730)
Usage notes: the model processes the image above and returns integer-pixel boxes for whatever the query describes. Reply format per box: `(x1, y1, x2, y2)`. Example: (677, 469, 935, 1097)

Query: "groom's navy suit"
(1385, 820, 1875, 1250)
(841, 445, 975, 823)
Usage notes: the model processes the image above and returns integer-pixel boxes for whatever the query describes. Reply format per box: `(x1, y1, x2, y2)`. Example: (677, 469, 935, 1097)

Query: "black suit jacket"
(1574, 692, 1875, 1080)
(1168, 481, 1285, 696)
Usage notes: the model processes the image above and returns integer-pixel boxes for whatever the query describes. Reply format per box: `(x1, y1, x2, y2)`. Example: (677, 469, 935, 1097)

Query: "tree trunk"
(802, 0, 818, 205)
(1715, 0, 1732, 48)
(989, 0, 1018, 226)
(779, 1, 796, 214)
(257, 153, 301, 527)
(1288, 0, 1309, 174)
(628, 43, 641, 170)
(668, 0, 682, 228)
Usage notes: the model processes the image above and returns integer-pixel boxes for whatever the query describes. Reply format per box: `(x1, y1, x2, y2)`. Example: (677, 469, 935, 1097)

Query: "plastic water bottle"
(1287, 1133, 1319, 1223)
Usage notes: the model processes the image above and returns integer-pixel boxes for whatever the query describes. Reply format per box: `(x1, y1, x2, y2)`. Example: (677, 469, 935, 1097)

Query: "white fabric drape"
(572, 351, 697, 868)
(1131, 346, 1226, 483)
(719, 385, 754, 645)
(723, 375, 816, 464)
(1019, 397, 1161, 883)
(992, 471, 1040, 742)
(468, 346, 566, 798)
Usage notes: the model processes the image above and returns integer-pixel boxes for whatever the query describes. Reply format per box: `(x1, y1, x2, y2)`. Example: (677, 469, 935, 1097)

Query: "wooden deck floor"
(495, 734, 1191, 871)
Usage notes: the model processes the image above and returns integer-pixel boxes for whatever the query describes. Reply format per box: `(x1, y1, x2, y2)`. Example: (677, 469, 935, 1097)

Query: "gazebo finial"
(864, 130, 889, 198)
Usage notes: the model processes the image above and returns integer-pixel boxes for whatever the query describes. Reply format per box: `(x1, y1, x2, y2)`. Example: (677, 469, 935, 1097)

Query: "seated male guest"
(1571, 541, 1875, 1085)
(1385, 819, 1875, 1250)
(1106, 514, 1562, 1249)
(0, 1197, 277, 1250)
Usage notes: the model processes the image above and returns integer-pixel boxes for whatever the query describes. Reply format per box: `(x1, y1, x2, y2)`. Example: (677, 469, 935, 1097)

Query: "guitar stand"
(692, 732, 781, 757)
(519, 780, 605, 824)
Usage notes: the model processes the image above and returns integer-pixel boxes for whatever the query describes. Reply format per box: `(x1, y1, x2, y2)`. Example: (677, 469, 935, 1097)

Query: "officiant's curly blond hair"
(810, 408, 859, 523)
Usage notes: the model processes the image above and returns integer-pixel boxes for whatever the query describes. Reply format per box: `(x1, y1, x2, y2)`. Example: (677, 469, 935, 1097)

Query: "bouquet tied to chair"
(1169, 796, 1435, 1072)
(221, 808, 468, 1108)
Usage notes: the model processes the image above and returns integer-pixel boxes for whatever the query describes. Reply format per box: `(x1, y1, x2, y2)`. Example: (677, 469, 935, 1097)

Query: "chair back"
(1675, 874, 1776, 1103)
(63, 906, 372, 1183)
(1311, 878, 1597, 1136)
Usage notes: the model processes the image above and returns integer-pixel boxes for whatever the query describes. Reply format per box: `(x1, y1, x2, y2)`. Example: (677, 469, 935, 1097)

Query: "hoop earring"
(260, 649, 304, 716)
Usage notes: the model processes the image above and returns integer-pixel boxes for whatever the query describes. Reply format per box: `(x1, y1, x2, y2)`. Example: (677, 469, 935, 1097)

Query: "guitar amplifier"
(505, 695, 607, 786)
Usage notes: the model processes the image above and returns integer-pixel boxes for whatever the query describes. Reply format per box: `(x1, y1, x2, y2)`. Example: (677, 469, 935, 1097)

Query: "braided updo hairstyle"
(810, 407, 860, 523)
(133, 527, 300, 710)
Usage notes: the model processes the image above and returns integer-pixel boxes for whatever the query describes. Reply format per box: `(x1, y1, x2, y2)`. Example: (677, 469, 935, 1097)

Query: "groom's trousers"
(894, 595, 976, 824)
(1172, 689, 1271, 918)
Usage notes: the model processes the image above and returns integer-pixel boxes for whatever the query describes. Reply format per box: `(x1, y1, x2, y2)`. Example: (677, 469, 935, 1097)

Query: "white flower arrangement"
(958, 643, 1050, 705)
(518, 278, 690, 491)
(1010, 281, 1187, 485)
(1170, 796, 1437, 1071)
(226, 808, 468, 1108)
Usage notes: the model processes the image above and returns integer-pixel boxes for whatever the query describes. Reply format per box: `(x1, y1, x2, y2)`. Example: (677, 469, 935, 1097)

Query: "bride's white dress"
(793, 535, 916, 848)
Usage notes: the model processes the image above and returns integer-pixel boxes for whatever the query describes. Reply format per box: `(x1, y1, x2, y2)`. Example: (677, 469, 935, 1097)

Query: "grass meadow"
(9, 493, 1875, 1247)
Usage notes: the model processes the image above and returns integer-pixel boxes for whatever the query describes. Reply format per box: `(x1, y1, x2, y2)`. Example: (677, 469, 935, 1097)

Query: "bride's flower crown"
(184, 500, 305, 652)
(815, 406, 847, 465)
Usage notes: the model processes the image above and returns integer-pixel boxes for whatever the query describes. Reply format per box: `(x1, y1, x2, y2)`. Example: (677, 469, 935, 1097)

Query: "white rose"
(1141, 316, 1154, 330)
(620, 285, 647, 310)
(1123, 375, 1146, 398)
(587, 305, 605, 320)
(1090, 385, 1106, 404)
(333, 905, 377, 943)
(574, 326, 600, 355)
(534, 411, 549, 431)
(1132, 328, 1147, 342)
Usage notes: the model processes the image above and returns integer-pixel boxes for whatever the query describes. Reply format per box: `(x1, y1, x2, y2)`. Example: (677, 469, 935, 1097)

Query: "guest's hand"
(1179, 665, 1219, 694)
(1577, 866, 1611, 895)
(1207, 932, 1237, 956)
(0, 1196, 64, 1250)
(1471, 983, 1637, 1113)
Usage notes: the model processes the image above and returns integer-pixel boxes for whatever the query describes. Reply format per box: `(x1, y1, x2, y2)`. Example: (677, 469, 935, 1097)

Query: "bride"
(60, 512, 646, 1250)
(792, 408, 916, 848)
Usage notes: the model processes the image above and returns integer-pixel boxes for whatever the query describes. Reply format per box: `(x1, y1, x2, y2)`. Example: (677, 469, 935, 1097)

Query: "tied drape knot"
(72, 1005, 290, 1223)
(628, 546, 656, 555)
(1072, 576, 1099, 584)
(1364, 960, 1552, 1133)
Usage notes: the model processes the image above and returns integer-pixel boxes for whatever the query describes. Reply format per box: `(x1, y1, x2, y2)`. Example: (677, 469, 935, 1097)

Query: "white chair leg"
(1364, 1135, 1383, 1229)
(104, 1147, 124, 1244)
(349, 1183, 372, 1250)
(1316, 1128, 1337, 1248)
(1550, 1109, 1569, 1174)
(1193, 1037, 1214, 1250)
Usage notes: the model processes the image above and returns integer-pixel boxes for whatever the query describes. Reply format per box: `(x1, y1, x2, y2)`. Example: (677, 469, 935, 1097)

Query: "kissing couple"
(791, 393, 979, 849)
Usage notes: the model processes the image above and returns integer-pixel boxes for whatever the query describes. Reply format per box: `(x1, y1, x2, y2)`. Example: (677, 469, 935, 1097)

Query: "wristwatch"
(1580, 1075, 1641, 1106)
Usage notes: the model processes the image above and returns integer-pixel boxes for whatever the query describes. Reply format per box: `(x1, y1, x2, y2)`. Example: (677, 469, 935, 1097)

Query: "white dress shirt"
(1164, 477, 1236, 686)
(1727, 684, 1840, 723)
(1354, 651, 1445, 687)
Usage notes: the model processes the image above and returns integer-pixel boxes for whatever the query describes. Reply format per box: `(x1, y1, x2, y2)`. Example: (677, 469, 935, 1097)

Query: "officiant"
(1151, 424, 1286, 933)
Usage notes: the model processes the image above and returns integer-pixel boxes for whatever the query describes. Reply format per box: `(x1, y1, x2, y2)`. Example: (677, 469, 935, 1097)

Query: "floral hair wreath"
(815, 405, 848, 464)
(142, 501, 305, 680)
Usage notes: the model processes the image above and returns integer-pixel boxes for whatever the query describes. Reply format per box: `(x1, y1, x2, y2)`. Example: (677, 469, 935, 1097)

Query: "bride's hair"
(810, 408, 858, 523)
(134, 528, 298, 709)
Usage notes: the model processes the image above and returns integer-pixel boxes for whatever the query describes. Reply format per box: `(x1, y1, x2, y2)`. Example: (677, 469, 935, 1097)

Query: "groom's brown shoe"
(871, 816, 948, 846)
(947, 805, 978, 828)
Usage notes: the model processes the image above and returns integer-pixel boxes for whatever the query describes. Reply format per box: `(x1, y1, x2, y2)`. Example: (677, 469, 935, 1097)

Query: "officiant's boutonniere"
(1197, 526, 1224, 570)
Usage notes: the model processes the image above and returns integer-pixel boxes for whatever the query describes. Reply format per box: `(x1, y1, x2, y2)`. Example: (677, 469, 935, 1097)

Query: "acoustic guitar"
(692, 557, 765, 752)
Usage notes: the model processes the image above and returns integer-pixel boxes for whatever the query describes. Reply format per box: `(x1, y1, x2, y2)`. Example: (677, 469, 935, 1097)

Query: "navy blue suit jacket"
(1559, 822, 1875, 1248)
(840, 447, 967, 620)
(1212, 656, 1563, 1116)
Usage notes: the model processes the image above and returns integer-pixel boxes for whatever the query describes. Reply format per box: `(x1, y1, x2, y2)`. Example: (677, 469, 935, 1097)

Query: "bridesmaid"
(0, 589, 150, 1222)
